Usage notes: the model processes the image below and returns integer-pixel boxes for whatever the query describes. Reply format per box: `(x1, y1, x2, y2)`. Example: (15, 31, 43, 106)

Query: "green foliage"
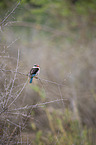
(0, 0, 16, 9)
(0, 0, 96, 27)
(31, 85, 46, 99)
(30, 108, 91, 145)
(31, 122, 36, 131)
(75, 0, 96, 15)
(35, 130, 43, 145)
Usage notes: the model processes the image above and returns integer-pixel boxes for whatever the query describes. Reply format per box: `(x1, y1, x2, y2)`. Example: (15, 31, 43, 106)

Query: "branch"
(0, 68, 66, 87)
(58, 85, 65, 107)
(0, 56, 17, 60)
(0, 68, 27, 76)
(5, 49, 20, 107)
(7, 78, 28, 108)
(8, 98, 67, 112)
(7, 37, 20, 49)
(7, 119, 21, 128)
(38, 78, 66, 87)
(0, 0, 21, 26)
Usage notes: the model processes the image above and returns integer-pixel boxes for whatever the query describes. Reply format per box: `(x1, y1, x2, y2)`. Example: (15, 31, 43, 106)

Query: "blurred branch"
(7, 127, 17, 145)
(7, 112, 32, 118)
(7, 119, 21, 128)
(7, 37, 20, 49)
(8, 98, 67, 112)
(4, 49, 20, 107)
(5, 21, 68, 38)
(0, 68, 27, 76)
(0, 0, 21, 27)
(7, 78, 28, 109)
(0, 79, 28, 115)
(4, 21, 55, 32)
(0, 69, 66, 86)
(58, 84, 65, 107)
(38, 78, 66, 87)
(0, 55, 17, 60)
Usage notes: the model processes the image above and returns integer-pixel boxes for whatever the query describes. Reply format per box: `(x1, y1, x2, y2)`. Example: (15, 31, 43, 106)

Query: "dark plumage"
(30, 67, 39, 75)
(29, 64, 40, 83)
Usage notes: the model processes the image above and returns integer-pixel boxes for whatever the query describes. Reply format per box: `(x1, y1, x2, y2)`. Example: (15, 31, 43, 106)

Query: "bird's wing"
(30, 68, 39, 75)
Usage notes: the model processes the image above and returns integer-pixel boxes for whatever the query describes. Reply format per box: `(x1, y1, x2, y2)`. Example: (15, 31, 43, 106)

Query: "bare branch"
(6, 112, 32, 118)
(0, 56, 17, 60)
(7, 78, 28, 108)
(7, 37, 20, 49)
(7, 119, 21, 128)
(4, 21, 20, 27)
(0, 0, 21, 26)
(8, 98, 68, 112)
(7, 127, 17, 145)
(5, 49, 20, 106)
(0, 69, 66, 87)
(38, 77, 66, 87)
(58, 85, 65, 107)
(0, 68, 27, 76)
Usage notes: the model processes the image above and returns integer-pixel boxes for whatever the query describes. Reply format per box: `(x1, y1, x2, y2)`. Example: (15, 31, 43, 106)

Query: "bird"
(29, 64, 40, 83)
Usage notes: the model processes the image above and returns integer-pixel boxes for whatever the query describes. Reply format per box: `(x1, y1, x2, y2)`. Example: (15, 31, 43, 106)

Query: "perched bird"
(29, 64, 40, 83)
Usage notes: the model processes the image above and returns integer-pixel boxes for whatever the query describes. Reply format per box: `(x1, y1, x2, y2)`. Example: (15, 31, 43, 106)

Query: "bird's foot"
(34, 76, 38, 79)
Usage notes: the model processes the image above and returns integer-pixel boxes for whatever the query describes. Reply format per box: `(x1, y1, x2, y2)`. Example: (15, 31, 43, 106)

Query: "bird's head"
(34, 64, 39, 67)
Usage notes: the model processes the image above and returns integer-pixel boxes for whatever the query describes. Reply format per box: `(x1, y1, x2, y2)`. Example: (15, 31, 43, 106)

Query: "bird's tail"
(30, 77, 33, 83)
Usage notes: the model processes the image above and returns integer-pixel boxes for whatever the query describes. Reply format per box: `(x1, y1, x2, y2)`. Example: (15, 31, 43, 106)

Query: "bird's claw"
(34, 76, 38, 79)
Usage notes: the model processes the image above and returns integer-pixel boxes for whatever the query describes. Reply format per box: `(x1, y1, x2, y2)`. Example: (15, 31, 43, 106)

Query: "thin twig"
(0, 68, 27, 76)
(38, 78, 65, 87)
(0, 0, 21, 26)
(7, 119, 21, 128)
(6, 112, 32, 118)
(7, 127, 17, 145)
(7, 37, 20, 49)
(58, 85, 65, 107)
(5, 49, 20, 106)
(7, 78, 28, 108)
(4, 21, 21, 27)
(0, 56, 17, 60)
(8, 98, 67, 112)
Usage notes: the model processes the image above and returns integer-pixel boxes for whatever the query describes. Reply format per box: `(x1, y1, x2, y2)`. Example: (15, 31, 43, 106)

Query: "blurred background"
(0, 0, 96, 144)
